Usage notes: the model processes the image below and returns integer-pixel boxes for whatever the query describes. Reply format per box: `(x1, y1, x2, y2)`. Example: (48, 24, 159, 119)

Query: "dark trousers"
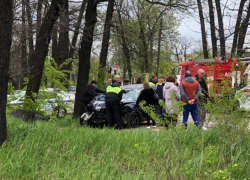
(79, 101, 87, 124)
(182, 104, 199, 127)
(105, 98, 122, 130)
(165, 114, 178, 128)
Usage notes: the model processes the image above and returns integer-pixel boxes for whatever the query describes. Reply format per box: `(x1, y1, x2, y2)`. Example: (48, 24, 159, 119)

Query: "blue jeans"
(182, 104, 199, 127)
(157, 105, 166, 121)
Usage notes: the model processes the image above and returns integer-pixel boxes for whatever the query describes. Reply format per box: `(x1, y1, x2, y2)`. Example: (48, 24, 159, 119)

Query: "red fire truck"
(176, 57, 250, 93)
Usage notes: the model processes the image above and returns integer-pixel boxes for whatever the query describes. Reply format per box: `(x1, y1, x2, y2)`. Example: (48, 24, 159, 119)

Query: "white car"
(8, 89, 75, 116)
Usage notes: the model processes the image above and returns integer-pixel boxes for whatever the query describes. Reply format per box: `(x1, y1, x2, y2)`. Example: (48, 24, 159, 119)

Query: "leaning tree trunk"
(237, 1, 250, 57)
(156, 18, 162, 77)
(73, 0, 102, 119)
(0, 0, 13, 146)
(197, 0, 209, 58)
(36, 0, 43, 39)
(69, 0, 87, 59)
(117, 9, 132, 81)
(215, 0, 226, 57)
(98, 0, 116, 85)
(22, 0, 65, 122)
(231, 0, 246, 57)
(208, 0, 218, 58)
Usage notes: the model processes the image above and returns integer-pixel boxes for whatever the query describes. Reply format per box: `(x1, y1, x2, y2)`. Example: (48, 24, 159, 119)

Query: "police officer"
(105, 82, 123, 130)
(79, 80, 105, 125)
(149, 75, 159, 85)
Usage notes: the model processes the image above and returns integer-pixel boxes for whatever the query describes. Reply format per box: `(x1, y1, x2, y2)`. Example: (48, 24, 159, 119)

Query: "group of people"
(79, 69, 208, 130)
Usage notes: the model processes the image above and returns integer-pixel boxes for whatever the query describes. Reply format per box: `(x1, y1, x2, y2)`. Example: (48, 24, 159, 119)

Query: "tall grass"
(0, 116, 249, 179)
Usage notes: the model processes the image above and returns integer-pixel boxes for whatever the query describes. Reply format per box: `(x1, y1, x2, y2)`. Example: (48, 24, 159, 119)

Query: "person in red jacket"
(180, 71, 201, 127)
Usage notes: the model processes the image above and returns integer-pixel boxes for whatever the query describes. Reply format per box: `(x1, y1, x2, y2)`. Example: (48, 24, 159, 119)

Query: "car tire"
(128, 112, 140, 128)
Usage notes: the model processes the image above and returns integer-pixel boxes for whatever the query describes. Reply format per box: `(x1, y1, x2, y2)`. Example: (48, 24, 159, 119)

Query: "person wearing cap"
(79, 80, 105, 125)
(105, 81, 123, 130)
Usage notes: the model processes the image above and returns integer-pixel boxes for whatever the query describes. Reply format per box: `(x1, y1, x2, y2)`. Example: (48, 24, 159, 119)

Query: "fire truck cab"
(177, 58, 249, 90)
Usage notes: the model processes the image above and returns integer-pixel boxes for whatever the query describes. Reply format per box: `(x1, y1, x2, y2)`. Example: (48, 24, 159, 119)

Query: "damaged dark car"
(82, 84, 147, 128)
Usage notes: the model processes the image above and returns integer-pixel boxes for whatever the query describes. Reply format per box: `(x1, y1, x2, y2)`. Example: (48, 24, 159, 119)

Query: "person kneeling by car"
(79, 80, 105, 125)
(105, 82, 123, 130)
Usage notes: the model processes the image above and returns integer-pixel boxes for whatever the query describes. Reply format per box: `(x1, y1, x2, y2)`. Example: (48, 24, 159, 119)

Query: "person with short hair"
(180, 71, 201, 127)
(124, 80, 130, 85)
(156, 75, 166, 121)
(79, 80, 105, 125)
(195, 69, 208, 129)
(104, 78, 112, 90)
(114, 75, 121, 83)
(163, 76, 181, 128)
(136, 82, 158, 128)
(149, 75, 158, 85)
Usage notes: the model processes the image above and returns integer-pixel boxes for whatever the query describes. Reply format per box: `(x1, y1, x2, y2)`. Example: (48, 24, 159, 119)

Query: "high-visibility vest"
(149, 82, 159, 85)
(106, 86, 121, 94)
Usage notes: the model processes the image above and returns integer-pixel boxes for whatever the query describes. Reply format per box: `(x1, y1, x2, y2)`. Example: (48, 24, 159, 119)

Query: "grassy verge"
(0, 116, 249, 179)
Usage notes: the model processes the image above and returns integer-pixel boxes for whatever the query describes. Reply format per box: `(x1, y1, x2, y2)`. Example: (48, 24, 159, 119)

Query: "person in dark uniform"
(79, 80, 105, 125)
(105, 82, 123, 130)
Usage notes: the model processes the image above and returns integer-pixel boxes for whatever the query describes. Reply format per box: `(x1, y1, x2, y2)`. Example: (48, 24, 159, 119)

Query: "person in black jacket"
(79, 80, 105, 125)
(136, 82, 158, 128)
(195, 69, 209, 129)
(105, 82, 123, 130)
(156, 75, 166, 121)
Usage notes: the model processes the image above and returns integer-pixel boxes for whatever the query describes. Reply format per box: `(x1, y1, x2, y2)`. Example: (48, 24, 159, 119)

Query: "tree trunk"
(26, 0, 34, 55)
(150, 32, 154, 65)
(0, 0, 13, 146)
(139, 23, 149, 72)
(231, 0, 246, 57)
(69, 0, 87, 59)
(208, 0, 218, 58)
(98, 0, 115, 85)
(215, 0, 226, 57)
(22, 0, 65, 122)
(58, 0, 70, 87)
(36, 0, 43, 39)
(197, 0, 209, 58)
(156, 18, 162, 77)
(237, 1, 250, 57)
(21, 0, 27, 89)
(117, 9, 132, 81)
(73, 0, 101, 119)
(52, 23, 58, 63)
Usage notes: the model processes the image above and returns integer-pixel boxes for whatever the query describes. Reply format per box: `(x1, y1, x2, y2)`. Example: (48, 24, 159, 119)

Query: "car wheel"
(128, 112, 140, 128)
(54, 107, 67, 117)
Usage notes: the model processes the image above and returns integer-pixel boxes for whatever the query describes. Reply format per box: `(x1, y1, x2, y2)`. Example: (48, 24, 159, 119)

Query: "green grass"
(0, 116, 250, 179)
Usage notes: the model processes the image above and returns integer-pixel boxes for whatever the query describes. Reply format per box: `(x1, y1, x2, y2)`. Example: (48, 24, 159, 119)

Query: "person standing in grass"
(163, 76, 181, 128)
(180, 71, 201, 127)
(195, 69, 208, 130)
(105, 82, 123, 130)
(136, 82, 158, 128)
(156, 75, 166, 121)
(79, 80, 106, 126)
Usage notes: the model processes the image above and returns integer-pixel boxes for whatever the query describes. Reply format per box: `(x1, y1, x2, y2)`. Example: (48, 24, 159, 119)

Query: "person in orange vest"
(180, 71, 201, 127)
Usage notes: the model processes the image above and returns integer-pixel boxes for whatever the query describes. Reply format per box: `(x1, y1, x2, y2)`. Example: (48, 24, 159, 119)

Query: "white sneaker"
(146, 126, 151, 129)
(153, 126, 156, 128)
(202, 126, 208, 130)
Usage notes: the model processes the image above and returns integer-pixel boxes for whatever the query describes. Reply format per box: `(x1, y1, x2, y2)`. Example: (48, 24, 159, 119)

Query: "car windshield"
(121, 84, 143, 103)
